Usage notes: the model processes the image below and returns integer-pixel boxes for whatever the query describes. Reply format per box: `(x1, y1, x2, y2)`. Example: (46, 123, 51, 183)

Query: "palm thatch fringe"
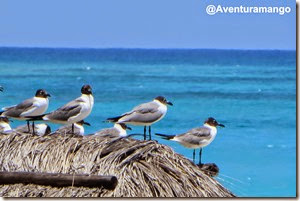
(0, 132, 235, 197)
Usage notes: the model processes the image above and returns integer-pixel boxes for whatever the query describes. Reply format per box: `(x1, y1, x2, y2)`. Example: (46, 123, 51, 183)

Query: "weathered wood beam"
(0, 171, 118, 190)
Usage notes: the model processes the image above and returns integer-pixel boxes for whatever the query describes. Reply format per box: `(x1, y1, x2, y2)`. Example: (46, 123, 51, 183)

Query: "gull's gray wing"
(119, 102, 162, 123)
(175, 127, 212, 146)
(122, 102, 159, 115)
(179, 127, 211, 139)
(45, 98, 83, 121)
(3, 98, 34, 117)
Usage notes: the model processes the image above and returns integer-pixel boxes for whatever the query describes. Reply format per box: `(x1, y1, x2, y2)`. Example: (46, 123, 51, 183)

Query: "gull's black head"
(0, 116, 10, 123)
(119, 123, 132, 130)
(35, 89, 51, 98)
(154, 96, 173, 106)
(205, 117, 225, 128)
(77, 120, 91, 126)
(81, 84, 93, 95)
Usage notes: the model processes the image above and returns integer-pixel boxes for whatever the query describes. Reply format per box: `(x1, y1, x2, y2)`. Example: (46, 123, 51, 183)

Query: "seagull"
(14, 123, 51, 136)
(28, 84, 94, 134)
(52, 120, 90, 136)
(94, 123, 132, 138)
(0, 116, 12, 133)
(155, 117, 225, 165)
(0, 89, 50, 132)
(106, 96, 172, 140)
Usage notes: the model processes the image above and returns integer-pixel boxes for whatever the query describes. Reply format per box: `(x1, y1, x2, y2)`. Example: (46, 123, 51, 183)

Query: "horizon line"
(0, 45, 296, 51)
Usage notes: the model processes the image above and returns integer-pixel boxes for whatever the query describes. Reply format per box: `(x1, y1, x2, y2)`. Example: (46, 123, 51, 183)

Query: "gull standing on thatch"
(28, 85, 94, 133)
(52, 120, 90, 136)
(14, 123, 51, 136)
(106, 96, 172, 140)
(155, 117, 225, 165)
(0, 89, 51, 132)
(94, 123, 132, 138)
(0, 116, 12, 133)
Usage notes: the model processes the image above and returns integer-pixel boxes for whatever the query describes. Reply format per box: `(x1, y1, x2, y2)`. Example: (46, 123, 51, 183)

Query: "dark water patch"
(0, 47, 295, 67)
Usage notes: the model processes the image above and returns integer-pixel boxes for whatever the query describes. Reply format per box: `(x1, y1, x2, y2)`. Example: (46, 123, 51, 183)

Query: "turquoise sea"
(0, 47, 296, 197)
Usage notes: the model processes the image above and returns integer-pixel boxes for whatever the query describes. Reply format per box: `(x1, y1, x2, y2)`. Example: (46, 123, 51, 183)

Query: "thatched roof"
(0, 132, 235, 197)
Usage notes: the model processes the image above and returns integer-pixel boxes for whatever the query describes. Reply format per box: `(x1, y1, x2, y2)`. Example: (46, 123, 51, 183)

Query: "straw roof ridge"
(0, 132, 235, 197)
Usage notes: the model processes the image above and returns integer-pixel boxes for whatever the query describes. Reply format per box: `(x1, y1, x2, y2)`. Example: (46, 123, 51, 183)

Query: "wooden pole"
(0, 171, 118, 190)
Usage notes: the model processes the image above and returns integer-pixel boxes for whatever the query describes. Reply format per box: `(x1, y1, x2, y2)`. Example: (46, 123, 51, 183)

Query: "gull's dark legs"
(32, 121, 35, 135)
(72, 124, 74, 134)
(193, 149, 195, 163)
(148, 126, 151, 140)
(143, 126, 146, 140)
(27, 120, 31, 132)
(199, 148, 203, 165)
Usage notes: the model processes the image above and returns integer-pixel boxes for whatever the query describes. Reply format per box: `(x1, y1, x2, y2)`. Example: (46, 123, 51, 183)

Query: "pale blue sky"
(0, 0, 296, 50)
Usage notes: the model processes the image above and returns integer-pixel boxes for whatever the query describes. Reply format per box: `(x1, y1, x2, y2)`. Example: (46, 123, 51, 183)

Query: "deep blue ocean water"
(0, 47, 296, 197)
